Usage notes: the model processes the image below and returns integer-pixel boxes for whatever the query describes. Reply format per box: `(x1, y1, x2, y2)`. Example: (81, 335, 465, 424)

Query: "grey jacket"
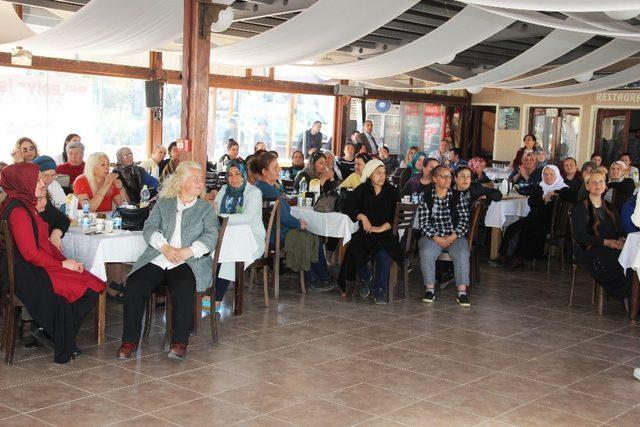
(128, 197, 219, 292)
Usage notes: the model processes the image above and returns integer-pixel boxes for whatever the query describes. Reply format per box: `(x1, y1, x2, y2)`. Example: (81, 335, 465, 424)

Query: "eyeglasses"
(435, 174, 452, 179)
(457, 174, 472, 179)
(121, 153, 133, 158)
(21, 146, 35, 152)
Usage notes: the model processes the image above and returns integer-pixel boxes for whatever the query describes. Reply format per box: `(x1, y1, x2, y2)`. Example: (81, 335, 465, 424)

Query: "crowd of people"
(2, 123, 640, 365)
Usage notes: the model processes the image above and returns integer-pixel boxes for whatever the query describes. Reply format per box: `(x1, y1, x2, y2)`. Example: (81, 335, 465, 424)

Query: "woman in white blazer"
(213, 160, 265, 310)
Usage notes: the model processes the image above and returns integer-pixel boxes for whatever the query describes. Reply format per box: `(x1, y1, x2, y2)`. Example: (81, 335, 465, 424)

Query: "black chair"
(389, 203, 418, 301)
(546, 197, 573, 273)
(567, 211, 602, 313)
(0, 220, 22, 364)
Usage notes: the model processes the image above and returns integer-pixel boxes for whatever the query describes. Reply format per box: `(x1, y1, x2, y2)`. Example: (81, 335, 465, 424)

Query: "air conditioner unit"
(333, 84, 367, 97)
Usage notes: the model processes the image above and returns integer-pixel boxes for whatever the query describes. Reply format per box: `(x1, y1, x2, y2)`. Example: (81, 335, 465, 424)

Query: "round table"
(484, 195, 530, 259)
(484, 167, 512, 181)
(290, 206, 359, 244)
(618, 231, 640, 321)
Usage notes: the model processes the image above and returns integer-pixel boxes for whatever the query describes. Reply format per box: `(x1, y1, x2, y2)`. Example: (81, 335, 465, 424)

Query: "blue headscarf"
(410, 151, 426, 175)
(220, 160, 247, 214)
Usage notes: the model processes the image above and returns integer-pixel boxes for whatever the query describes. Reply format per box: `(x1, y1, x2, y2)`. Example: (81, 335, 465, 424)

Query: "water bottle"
(81, 213, 91, 233)
(112, 210, 122, 230)
(223, 157, 229, 171)
(411, 192, 419, 204)
(139, 185, 150, 208)
(82, 199, 90, 215)
(299, 177, 308, 195)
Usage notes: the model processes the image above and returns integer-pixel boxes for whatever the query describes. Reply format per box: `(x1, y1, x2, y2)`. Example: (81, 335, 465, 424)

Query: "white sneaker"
(634, 368, 640, 381)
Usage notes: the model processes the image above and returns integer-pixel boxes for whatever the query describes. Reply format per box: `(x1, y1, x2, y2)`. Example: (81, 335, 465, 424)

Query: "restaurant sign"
(595, 91, 640, 103)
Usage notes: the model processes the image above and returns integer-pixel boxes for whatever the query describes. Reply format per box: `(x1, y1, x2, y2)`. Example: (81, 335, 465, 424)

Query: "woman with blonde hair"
(118, 161, 218, 360)
(73, 152, 129, 212)
(604, 160, 635, 214)
(12, 137, 39, 163)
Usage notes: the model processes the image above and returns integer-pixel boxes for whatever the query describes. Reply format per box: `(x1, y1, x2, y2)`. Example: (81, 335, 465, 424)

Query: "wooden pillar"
(332, 95, 346, 155)
(13, 4, 23, 20)
(181, 0, 221, 169)
(147, 51, 164, 157)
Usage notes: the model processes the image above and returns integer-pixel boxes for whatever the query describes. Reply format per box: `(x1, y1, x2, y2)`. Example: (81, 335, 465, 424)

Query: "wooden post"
(181, 0, 221, 169)
(332, 95, 345, 155)
(13, 4, 23, 20)
(147, 51, 164, 157)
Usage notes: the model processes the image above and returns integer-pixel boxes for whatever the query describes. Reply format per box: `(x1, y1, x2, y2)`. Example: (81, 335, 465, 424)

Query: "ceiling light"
(11, 47, 32, 66)
(212, 7, 234, 33)
(605, 9, 640, 20)
(467, 86, 483, 94)
(574, 71, 593, 83)
(437, 54, 456, 65)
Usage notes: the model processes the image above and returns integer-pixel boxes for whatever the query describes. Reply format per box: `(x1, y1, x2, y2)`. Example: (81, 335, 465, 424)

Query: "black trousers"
(122, 263, 196, 345)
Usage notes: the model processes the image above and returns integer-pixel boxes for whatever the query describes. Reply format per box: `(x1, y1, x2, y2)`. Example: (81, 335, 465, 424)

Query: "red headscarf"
(0, 162, 40, 215)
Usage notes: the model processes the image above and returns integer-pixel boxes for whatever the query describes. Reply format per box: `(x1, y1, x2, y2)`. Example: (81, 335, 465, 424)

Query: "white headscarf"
(360, 159, 385, 183)
(539, 164, 568, 198)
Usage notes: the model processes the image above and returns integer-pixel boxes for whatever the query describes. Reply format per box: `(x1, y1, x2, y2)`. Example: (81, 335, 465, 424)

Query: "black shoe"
(422, 290, 435, 303)
(456, 294, 471, 307)
(375, 289, 387, 305)
(359, 277, 371, 298)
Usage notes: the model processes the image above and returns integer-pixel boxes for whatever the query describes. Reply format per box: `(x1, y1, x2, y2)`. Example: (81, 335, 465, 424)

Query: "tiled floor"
(1, 260, 640, 426)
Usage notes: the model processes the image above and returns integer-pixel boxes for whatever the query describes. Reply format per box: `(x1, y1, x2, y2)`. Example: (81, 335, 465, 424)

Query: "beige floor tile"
(308, 333, 383, 355)
(354, 417, 408, 427)
(232, 415, 297, 426)
(222, 331, 298, 352)
(469, 372, 558, 402)
(496, 403, 600, 426)
(0, 415, 52, 426)
(0, 364, 41, 389)
(152, 397, 259, 426)
(568, 365, 640, 405)
(564, 340, 640, 363)
(214, 381, 309, 413)
(300, 315, 372, 333)
(101, 379, 203, 413)
(0, 379, 90, 412)
(163, 366, 257, 395)
(384, 400, 486, 426)
(270, 398, 374, 427)
(347, 325, 422, 344)
(533, 388, 632, 422)
(504, 329, 583, 350)
(0, 404, 19, 421)
(316, 356, 402, 383)
(448, 347, 526, 370)
(477, 338, 554, 360)
(409, 357, 495, 384)
(118, 352, 206, 378)
(324, 383, 418, 415)
(265, 342, 345, 366)
(396, 336, 475, 356)
(367, 370, 458, 400)
(29, 396, 142, 427)
(57, 365, 153, 394)
(184, 343, 256, 364)
(266, 365, 361, 395)
(589, 333, 640, 352)
(213, 354, 302, 381)
(604, 406, 640, 427)
(427, 328, 499, 347)
(430, 385, 523, 418)
(108, 414, 178, 426)
(354, 345, 429, 369)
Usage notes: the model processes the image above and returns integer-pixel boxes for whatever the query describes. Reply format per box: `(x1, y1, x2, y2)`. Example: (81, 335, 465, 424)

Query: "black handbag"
(116, 206, 150, 231)
(313, 190, 339, 213)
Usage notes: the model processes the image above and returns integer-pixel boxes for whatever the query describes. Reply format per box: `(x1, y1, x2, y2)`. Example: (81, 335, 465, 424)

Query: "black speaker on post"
(145, 80, 163, 108)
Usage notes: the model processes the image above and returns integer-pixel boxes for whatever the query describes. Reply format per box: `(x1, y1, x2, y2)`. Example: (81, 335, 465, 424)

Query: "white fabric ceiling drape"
(212, 0, 419, 67)
(432, 26, 594, 90)
(360, 78, 419, 90)
(403, 68, 456, 84)
(478, 7, 640, 39)
(430, 64, 476, 80)
(515, 63, 640, 97)
(496, 39, 640, 88)
(565, 12, 640, 33)
(0, 3, 34, 43)
(460, 1, 640, 12)
(1, 0, 183, 56)
(295, 6, 513, 80)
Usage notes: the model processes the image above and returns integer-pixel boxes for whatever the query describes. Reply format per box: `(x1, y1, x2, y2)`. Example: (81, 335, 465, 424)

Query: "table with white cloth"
(484, 167, 512, 181)
(290, 206, 359, 244)
(483, 195, 531, 260)
(617, 231, 640, 322)
(63, 223, 261, 342)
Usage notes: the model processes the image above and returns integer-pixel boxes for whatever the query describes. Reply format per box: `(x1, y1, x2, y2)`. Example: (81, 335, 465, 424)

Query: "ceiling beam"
(3, 0, 83, 12)
(232, 0, 317, 21)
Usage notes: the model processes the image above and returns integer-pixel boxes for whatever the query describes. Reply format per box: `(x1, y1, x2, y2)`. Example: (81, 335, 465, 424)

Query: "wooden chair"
(567, 211, 602, 313)
(389, 203, 418, 302)
(0, 220, 22, 365)
(436, 199, 487, 293)
(546, 198, 573, 274)
(142, 217, 229, 348)
(248, 198, 306, 306)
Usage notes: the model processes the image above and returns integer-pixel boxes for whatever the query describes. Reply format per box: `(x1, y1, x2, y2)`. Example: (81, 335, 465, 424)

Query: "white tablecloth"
(484, 196, 530, 228)
(62, 224, 259, 282)
(290, 206, 359, 244)
(619, 231, 640, 272)
(484, 167, 512, 181)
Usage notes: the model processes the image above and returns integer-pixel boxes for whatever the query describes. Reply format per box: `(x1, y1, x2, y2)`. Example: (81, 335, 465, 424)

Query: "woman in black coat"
(337, 159, 402, 304)
(604, 160, 635, 215)
(572, 169, 630, 300)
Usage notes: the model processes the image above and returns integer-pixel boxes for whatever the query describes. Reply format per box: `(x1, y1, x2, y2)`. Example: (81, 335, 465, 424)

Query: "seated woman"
(118, 161, 218, 360)
(401, 158, 439, 197)
(572, 170, 630, 301)
(511, 133, 540, 170)
(604, 160, 635, 214)
(454, 165, 502, 204)
(254, 152, 334, 291)
(323, 151, 343, 181)
(339, 153, 371, 190)
(337, 142, 356, 178)
(562, 157, 582, 193)
(399, 146, 419, 169)
(33, 155, 67, 209)
(591, 152, 603, 168)
(112, 147, 159, 205)
(73, 152, 129, 212)
(1, 163, 104, 364)
(621, 195, 640, 234)
(338, 159, 402, 304)
(140, 145, 167, 179)
(398, 151, 426, 190)
(216, 140, 245, 172)
(160, 141, 180, 182)
(213, 161, 265, 310)
(468, 157, 493, 187)
(508, 152, 542, 186)
(499, 165, 573, 269)
(293, 151, 339, 193)
(285, 150, 305, 180)
(12, 137, 39, 164)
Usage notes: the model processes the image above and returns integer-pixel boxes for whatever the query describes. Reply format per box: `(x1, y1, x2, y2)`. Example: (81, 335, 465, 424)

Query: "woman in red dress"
(0, 163, 105, 363)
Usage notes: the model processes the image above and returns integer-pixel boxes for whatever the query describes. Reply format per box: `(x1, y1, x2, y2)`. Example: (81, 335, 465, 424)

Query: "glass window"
(162, 83, 182, 146)
(529, 107, 580, 164)
(294, 93, 335, 156)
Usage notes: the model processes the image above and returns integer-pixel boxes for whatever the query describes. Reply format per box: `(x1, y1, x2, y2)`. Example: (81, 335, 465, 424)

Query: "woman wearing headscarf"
(337, 159, 402, 304)
(112, 147, 159, 205)
(398, 151, 426, 191)
(498, 165, 573, 269)
(508, 152, 542, 186)
(339, 152, 371, 190)
(511, 133, 541, 170)
(285, 150, 305, 180)
(400, 146, 419, 169)
(401, 158, 439, 197)
(468, 157, 492, 185)
(160, 141, 180, 182)
(604, 160, 635, 214)
(212, 161, 265, 310)
(0, 163, 105, 364)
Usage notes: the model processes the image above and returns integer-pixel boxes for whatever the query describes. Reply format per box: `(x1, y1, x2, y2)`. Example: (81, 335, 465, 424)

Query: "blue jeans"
(304, 243, 330, 283)
(418, 236, 469, 287)
(357, 250, 392, 294)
